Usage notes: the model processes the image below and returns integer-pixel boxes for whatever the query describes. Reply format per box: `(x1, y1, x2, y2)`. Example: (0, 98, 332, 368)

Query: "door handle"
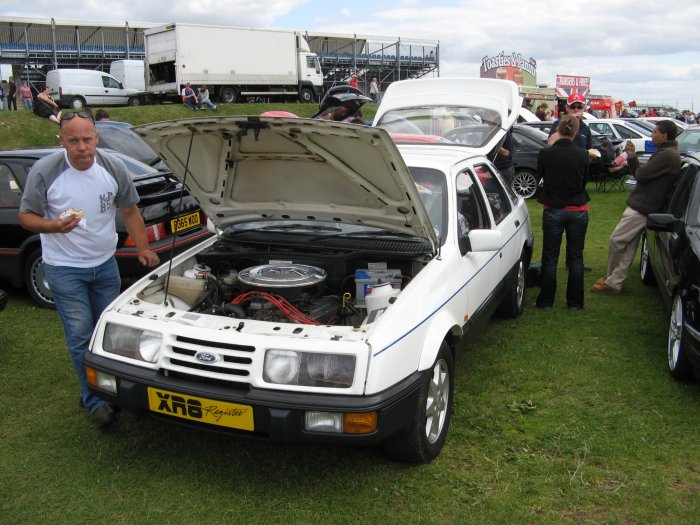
(515, 220, 520, 227)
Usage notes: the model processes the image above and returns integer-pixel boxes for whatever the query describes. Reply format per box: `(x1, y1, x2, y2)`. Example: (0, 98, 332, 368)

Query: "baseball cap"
(567, 93, 586, 106)
(185, 81, 191, 85)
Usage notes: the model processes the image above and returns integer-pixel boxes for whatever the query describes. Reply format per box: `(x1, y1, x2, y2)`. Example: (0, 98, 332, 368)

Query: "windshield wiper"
(315, 229, 421, 241)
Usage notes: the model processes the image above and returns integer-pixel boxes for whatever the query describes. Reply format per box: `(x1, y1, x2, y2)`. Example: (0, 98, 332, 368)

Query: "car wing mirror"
(467, 229, 503, 253)
(646, 213, 679, 232)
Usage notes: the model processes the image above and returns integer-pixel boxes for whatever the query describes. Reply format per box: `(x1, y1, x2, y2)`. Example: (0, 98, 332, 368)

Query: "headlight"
(102, 323, 162, 363)
(264, 350, 355, 388)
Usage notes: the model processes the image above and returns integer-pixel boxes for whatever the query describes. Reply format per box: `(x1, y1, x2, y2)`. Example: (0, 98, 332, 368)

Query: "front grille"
(161, 335, 256, 383)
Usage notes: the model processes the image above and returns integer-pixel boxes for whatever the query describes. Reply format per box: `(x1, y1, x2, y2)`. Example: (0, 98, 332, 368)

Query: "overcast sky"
(4, 0, 700, 109)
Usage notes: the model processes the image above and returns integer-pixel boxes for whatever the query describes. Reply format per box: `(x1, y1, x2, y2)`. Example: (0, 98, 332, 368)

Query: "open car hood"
(133, 117, 438, 250)
(374, 78, 521, 156)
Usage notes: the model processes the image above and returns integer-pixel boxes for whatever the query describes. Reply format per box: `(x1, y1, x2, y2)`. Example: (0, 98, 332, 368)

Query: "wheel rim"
(640, 237, 650, 279)
(668, 295, 683, 370)
(71, 98, 84, 110)
(424, 358, 449, 444)
(30, 256, 54, 305)
(512, 172, 537, 199)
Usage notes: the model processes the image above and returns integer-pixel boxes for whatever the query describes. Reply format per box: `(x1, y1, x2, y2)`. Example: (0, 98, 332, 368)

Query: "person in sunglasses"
(547, 93, 592, 151)
(18, 109, 160, 428)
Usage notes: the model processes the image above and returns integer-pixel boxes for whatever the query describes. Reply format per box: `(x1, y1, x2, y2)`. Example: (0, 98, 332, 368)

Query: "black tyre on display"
(384, 342, 454, 463)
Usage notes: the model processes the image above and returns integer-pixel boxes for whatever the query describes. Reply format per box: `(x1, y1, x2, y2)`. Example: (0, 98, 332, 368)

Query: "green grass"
(1, 105, 699, 524)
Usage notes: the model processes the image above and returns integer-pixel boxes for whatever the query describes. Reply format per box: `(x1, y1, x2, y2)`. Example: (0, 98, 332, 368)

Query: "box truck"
(46, 69, 143, 109)
(109, 60, 146, 92)
(144, 23, 324, 104)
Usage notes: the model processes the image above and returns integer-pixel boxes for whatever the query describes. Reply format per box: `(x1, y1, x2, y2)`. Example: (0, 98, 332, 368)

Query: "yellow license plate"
(170, 212, 200, 233)
(147, 387, 254, 431)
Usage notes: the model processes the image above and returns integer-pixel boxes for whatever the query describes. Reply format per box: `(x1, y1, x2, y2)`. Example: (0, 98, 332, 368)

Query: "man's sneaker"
(91, 404, 116, 427)
(591, 281, 621, 295)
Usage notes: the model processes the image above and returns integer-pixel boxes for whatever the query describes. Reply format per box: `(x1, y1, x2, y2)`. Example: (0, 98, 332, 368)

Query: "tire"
(128, 96, 142, 106)
(384, 342, 454, 463)
(219, 87, 237, 104)
(668, 294, 694, 381)
(70, 96, 86, 110)
(639, 235, 656, 285)
(299, 87, 315, 103)
(511, 170, 539, 199)
(498, 253, 526, 318)
(24, 248, 55, 309)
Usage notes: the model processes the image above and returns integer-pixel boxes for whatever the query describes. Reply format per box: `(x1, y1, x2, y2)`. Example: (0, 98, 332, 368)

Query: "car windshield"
(96, 122, 168, 170)
(376, 106, 502, 147)
(677, 130, 700, 154)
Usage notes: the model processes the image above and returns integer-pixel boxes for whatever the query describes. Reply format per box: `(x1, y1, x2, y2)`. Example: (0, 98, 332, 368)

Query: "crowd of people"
(532, 92, 682, 309)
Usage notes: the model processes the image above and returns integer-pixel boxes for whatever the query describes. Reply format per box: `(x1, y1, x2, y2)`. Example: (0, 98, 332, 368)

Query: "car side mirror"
(466, 229, 503, 253)
(646, 213, 678, 232)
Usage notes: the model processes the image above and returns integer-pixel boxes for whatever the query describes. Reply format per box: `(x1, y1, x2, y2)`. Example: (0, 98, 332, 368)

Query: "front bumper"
(84, 352, 423, 445)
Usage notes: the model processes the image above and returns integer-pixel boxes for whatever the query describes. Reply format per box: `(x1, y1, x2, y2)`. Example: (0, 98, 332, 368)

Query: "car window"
(677, 131, 700, 154)
(377, 106, 502, 147)
(588, 123, 613, 135)
(409, 167, 447, 244)
(96, 123, 164, 168)
(613, 124, 643, 139)
(455, 171, 489, 234)
(472, 164, 511, 224)
(0, 163, 22, 207)
(668, 164, 698, 222)
(102, 76, 121, 89)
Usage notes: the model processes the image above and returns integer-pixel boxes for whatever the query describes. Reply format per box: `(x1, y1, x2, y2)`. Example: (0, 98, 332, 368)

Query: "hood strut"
(163, 129, 196, 305)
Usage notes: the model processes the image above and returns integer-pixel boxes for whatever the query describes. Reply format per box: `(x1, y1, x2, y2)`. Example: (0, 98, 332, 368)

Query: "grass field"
(1, 105, 699, 524)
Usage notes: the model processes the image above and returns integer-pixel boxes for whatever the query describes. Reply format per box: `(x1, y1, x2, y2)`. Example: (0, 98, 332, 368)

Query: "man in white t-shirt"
(19, 110, 159, 427)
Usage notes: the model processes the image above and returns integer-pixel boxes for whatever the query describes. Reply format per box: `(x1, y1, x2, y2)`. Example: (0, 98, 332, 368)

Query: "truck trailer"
(144, 23, 324, 104)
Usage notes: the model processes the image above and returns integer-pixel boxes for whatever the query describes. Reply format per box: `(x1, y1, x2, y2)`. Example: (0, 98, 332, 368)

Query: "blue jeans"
(536, 208, 589, 308)
(45, 257, 121, 413)
(198, 99, 216, 110)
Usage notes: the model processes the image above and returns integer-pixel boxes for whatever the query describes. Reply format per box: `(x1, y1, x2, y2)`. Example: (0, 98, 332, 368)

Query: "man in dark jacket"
(548, 93, 592, 150)
(592, 120, 681, 294)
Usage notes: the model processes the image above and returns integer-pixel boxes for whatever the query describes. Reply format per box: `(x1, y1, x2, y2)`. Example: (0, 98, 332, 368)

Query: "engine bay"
(137, 238, 430, 326)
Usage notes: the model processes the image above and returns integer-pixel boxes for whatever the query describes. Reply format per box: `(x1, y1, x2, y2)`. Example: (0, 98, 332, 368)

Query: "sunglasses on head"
(59, 110, 95, 126)
(570, 104, 584, 110)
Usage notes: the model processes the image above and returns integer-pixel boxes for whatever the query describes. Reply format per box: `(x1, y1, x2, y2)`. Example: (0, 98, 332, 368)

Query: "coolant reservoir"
(364, 281, 400, 324)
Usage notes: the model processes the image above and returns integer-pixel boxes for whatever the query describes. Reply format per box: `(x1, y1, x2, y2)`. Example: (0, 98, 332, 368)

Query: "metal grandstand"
(0, 16, 439, 97)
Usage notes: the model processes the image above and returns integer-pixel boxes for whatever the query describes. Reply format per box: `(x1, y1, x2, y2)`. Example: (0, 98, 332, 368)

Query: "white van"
(109, 60, 145, 92)
(46, 69, 142, 109)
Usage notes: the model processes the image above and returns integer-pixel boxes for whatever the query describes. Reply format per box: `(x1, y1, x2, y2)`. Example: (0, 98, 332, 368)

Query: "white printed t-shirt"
(20, 149, 139, 268)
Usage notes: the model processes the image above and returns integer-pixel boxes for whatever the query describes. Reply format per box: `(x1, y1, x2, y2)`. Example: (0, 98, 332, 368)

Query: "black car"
(509, 124, 549, 199)
(640, 154, 700, 380)
(0, 148, 212, 308)
(96, 120, 169, 171)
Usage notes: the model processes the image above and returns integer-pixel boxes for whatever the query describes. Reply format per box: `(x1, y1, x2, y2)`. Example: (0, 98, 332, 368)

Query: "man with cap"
(181, 82, 198, 110)
(548, 93, 592, 150)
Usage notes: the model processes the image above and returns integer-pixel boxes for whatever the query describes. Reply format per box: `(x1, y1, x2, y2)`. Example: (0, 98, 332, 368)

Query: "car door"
(0, 159, 32, 284)
(454, 167, 501, 317)
(651, 164, 698, 305)
(101, 74, 128, 105)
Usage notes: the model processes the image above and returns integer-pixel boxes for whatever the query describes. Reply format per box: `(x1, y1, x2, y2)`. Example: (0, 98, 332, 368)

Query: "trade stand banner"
(555, 75, 590, 99)
(480, 51, 537, 87)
